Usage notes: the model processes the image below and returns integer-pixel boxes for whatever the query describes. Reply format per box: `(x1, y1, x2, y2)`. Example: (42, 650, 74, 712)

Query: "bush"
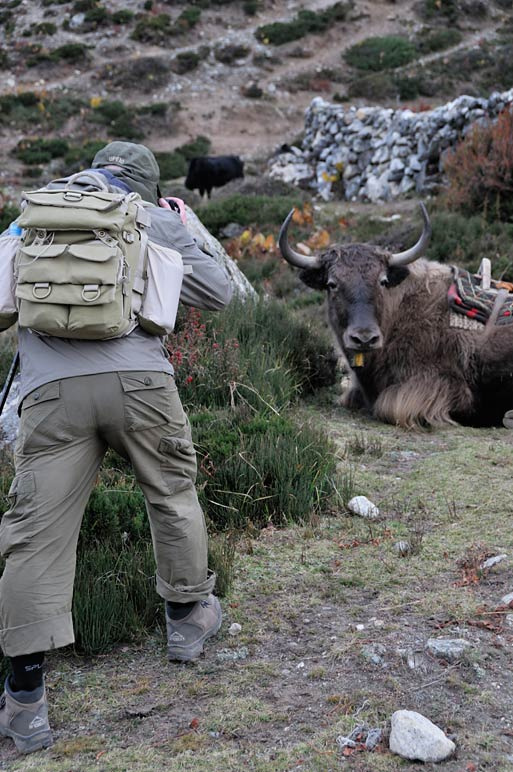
(176, 7, 201, 29)
(171, 50, 201, 74)
(344, 35, 418, 71)
(443, 107, 513, 221)
(131, 13, 172, 43)
(91, 100, 144, 140)
(169, 298, 336, 411)
(255, 1, 350, 45)
(416, 27, 462, 54)
(427, 210, 513, 281)
(178, 134, 211, 160)
(111, 9, 134, 23)
(196, 194, 302, 235)
(193, 410, 337, 531)
(15, 137, 69, 164)
(215, 44, 250, 64)
(421, 0, 460, 22)
(155, 151, 188, 180)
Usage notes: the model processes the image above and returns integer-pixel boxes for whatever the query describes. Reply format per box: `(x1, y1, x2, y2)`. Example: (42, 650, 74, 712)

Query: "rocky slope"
(0, 0, 512, 195)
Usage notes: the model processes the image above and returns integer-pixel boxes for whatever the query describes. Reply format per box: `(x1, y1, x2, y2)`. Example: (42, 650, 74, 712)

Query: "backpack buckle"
(63, 191, 83, 202)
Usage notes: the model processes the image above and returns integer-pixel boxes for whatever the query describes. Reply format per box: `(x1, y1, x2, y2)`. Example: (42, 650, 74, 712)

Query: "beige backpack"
(0, 171, 184, 339)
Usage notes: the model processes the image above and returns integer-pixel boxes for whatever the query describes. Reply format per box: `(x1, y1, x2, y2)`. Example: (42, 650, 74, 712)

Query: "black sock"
(9, 652, 45, 692)
(166, 600, 196, 620)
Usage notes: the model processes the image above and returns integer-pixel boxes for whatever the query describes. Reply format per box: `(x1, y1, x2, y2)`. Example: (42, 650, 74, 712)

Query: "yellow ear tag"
(353, 353, 364, 367)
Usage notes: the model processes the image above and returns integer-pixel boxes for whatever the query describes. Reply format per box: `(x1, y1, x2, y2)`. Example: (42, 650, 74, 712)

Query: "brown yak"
(279, 204, 513, 429)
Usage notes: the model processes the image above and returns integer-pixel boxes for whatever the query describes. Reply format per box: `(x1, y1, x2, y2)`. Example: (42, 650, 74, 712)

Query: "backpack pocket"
(137, 241, 184, 336)
(15, 240, 129, 339)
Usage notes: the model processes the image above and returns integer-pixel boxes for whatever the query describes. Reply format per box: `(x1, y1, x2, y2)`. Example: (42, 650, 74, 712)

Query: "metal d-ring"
(82, 284, 101, 302)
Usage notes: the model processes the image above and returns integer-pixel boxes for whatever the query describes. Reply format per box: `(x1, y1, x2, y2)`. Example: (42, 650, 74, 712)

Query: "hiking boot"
(503, 410, 513, 429)
(166, 594, 222, 662)
(0, 678, 53, 754)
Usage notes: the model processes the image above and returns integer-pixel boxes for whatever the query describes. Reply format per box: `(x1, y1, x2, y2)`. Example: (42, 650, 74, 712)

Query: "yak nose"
(347, 328, 382, 350)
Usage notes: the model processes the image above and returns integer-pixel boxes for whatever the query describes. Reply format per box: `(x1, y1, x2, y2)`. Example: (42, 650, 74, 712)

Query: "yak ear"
(299, 265, 328, 290)
(385, 265, 410, 288)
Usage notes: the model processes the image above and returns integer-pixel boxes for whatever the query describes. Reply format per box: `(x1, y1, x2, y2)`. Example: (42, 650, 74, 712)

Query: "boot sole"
(504, 410, 513, 429)
(168, 609, 222, 662)
(0, 726, 53, 754)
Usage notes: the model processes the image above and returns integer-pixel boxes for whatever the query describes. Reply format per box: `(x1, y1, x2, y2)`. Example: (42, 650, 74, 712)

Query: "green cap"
(92, 141, 160, 205)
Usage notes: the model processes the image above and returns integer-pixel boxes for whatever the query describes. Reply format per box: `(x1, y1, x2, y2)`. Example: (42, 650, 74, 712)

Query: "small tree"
(443, 107, 513, 221)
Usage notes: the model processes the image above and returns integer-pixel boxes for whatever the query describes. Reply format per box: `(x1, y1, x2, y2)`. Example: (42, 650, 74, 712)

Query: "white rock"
(389, 710, 456, 762)
(481, 554, 507, 570)
(347, 495, 379, 519)
(228, 623, 242, 636)
(500, 592, 513, 607)
(425, 637, 472, 662)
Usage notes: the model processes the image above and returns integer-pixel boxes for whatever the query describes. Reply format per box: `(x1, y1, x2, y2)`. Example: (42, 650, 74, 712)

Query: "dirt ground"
(1, 406, 513, 771)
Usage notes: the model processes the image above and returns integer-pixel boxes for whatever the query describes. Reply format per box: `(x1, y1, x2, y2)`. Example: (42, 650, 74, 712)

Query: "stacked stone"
(268, 89, 513, 202)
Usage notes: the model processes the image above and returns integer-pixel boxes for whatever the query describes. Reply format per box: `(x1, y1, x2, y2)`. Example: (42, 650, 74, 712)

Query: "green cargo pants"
(0, 371, 215, 656)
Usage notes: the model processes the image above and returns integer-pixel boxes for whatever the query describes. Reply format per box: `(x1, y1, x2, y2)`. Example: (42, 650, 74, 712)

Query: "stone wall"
(268, 89, 513, 202)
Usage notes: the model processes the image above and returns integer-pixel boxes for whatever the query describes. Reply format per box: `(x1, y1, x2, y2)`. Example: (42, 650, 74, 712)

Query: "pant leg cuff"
(156, 569, 216, 602)
(0, 612, 74, 657)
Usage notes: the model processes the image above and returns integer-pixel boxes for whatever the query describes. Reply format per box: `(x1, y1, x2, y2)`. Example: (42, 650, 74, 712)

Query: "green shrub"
(111, 9, 134, 23)
(84, 5, 109, 24)
(196, 194, 303, 235)
(0, 327, 17, 387)
(344, 35, 418, 71)
(73, 541, 160, 655)
(171, 50, 200, 74)
(31, 21, 58, 35)
(15, 137, 69, 164)
(243, 0, 259, 14)
(169, 298, 336, 412)
(0, 202, 20, 233)
(215, 44, 250, 63)
(193, 410, 337, 531)
(50, 42, 89, 62)
(427, 210, 513, 281)
(348, 71, 398, 100)
(417, 27, 462, 54)
(178, 134, 211, 160)
(131, 13, 171, 43)
(256, 1, 350, 45)
(176, 7, 201, 29)
(421, 0, 460, 22)
(155, 151, 188, 180)
(91, 100, 144, 140)
(63, 139, 106, 172)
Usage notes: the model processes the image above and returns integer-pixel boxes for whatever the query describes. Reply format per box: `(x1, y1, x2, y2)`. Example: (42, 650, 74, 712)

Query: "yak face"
(300, 245, 410, 354)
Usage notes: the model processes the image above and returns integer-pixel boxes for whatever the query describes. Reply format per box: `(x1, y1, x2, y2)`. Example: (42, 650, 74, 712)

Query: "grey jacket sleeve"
(148, 207, 233, 311)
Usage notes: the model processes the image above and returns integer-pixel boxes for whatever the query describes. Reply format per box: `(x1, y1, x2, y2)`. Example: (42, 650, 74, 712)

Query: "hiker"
(0, 141, 233, 753)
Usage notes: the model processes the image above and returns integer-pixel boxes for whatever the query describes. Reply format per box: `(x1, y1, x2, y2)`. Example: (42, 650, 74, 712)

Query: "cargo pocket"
(119, 372, 175, 432)
(0, 471, 37, 556)
(159, 433, 197, 493)
(19, 381, 72, 454)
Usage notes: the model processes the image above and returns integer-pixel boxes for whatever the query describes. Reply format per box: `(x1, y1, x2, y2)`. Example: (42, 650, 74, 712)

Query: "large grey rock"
(389, 710, 456, 762)
(425, 637, 473, 662)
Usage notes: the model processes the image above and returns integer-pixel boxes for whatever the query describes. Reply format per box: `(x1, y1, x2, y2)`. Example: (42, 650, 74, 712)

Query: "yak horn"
(279, 209, 321, 270)
(389, 202, 431, 267)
